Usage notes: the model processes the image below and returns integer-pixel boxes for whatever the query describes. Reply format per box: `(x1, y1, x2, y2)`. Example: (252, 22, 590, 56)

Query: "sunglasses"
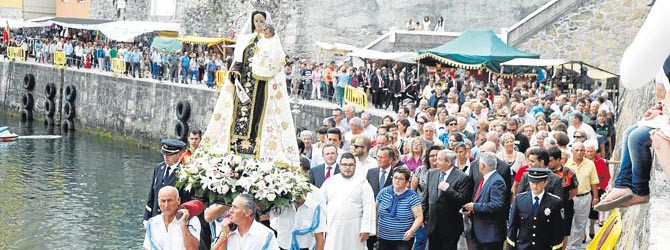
(448, 123, 457, 126)
(353, 145, 365, 149)
(574, 135, 584, 139)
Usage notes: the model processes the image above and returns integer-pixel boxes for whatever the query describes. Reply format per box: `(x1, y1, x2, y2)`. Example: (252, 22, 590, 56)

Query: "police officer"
(144, 139, 212, 249)
(507, 168, 563, 250)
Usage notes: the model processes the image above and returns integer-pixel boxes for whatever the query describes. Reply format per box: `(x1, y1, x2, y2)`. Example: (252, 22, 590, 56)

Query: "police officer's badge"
(544, 208, 551, 216)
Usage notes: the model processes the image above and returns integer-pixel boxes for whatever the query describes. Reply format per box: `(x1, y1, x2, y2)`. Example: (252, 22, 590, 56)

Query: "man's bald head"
(480, 141, 497, 153)
(159, 186, 179, 199)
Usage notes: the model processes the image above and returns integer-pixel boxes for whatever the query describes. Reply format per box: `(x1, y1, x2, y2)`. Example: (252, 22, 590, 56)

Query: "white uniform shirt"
(270, 187, 327, 249)
(143, 214, 201, 250)
(226, 220, 280, 250)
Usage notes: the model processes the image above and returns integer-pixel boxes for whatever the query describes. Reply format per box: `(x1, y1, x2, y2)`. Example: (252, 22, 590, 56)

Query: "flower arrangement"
(176, 150, 311, 212)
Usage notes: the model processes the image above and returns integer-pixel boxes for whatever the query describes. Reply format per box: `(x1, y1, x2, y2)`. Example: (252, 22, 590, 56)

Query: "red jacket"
(593, 155, 610, 190)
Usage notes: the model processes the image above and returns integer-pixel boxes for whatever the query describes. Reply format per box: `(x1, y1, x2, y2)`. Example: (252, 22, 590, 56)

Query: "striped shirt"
(376, 187, 421, 240)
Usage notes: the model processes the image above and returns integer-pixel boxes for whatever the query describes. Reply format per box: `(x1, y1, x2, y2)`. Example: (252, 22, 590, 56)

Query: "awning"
(0, 18, 48, 29)
(348, 49, 417, 64)
(316, 41, 359, 55)
(501, 58, 567, 67)
(150, 36, 183, 53)
(96, 21, 181, 42)
(35, 17, 115, 30)
(176, 36, 235, 46)
(501, 58, 618, 79)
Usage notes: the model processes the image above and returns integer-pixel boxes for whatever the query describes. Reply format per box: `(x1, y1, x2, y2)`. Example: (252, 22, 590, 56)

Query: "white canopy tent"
(348, 49, 418, 65)
(0, 18, 47, 29)
(96, 21, 181, 42)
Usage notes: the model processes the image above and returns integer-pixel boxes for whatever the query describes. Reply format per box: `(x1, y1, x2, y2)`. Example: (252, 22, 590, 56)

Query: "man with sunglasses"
(567, 113, 597, 144)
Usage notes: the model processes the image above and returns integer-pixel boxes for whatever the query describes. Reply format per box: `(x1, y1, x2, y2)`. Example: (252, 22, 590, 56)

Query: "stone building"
(88, 0, 549, 58)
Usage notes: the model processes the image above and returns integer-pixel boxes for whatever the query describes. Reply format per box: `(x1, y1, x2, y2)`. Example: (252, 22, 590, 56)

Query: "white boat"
(0, 126, 19, 142)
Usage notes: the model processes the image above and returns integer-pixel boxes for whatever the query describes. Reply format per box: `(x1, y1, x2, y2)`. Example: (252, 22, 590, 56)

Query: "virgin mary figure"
(198, 6, 299, 165)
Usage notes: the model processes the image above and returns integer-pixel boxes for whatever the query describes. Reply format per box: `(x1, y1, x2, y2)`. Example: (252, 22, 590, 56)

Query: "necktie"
(379, 170, 386, 191)
(400, 79, 406, 91)
(474, 177, 485, 201)
(379, 75, 384, 88)
(533, 196, 540, 215)
(437, 172, 446, 197)
(325, 166, 332, 180)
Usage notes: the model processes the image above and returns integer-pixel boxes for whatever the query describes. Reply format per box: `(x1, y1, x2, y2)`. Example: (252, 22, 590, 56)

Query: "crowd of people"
(2, 28, 232, 89)
(141, 66, 633, 250)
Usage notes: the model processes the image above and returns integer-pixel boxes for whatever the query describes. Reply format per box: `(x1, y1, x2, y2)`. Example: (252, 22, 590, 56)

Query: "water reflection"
(0, 114, 160, 249)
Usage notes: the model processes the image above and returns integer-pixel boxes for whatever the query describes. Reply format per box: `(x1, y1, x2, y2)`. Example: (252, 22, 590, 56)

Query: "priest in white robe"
(321, 152, 376, 250)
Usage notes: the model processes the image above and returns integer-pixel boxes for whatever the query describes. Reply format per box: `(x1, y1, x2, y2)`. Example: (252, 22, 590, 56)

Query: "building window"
(151, 0, 176, 16)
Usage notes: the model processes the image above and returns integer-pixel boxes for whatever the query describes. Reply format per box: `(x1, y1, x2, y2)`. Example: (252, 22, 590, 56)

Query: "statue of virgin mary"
(198, 2, 299, 165)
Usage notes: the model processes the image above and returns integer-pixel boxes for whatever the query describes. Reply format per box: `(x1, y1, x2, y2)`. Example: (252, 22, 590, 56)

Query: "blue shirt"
(376, 187, 420, 241)
(63, 43, 73, 55)
(180, 56, 190, 67)
(124, 51, 132, 62)
(132, 51, 141, 63)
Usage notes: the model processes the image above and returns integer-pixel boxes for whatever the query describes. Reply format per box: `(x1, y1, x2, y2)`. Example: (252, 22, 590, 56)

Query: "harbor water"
(0, 113, 160, 249)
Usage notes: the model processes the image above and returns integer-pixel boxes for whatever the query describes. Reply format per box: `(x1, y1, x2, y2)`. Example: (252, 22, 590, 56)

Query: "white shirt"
(439, 167, 455, 184)
(143, 214, 201, 250)
(226, 220, 280, 250)
(310, 148, 345, 168)
(356, 156, 378, 170)
(482, 170, 495, 184)
(514, 113, 537, 126)
(532, 191, 545, 204)
(567, 123, 597, 143)
(365, 124, 377, 137)
(270, 187, 327, 249)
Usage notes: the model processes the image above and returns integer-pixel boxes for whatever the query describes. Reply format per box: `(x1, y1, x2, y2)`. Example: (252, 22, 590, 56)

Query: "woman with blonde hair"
(496, 132, 527, 175)
(401, 138, 425, 171)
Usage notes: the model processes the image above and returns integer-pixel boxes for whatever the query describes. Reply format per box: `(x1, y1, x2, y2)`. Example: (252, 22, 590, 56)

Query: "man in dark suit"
(470, 141, 512, 207)
(422, 149, 473, 250)
(365, 146, 395, 250)
(370, 69, 385, 109)
(145, 139, 188, 221)
(144, 139, 211, 250)
(507, 168, 564, 250)
(462, 152, 507, 250)
(366, 146, 395, 199)
(309, 144, 340, 188)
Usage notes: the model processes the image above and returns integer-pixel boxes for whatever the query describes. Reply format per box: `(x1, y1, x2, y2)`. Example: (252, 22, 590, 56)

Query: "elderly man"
(361, 112, 378, 136)
(216, 194, 279, 250)
(301, 130, 315, 162)
(565, 142, 599, 250)
(422, 123, 443, 148)
(144, 186, 200, 250)
(322, 153, 376, 250)
(344, 117, 370, 151)
(423, 149, 473, 250)
(370, 133, 390, 159)
(514, 103, 536, 126)
(461, 152, 507, 250)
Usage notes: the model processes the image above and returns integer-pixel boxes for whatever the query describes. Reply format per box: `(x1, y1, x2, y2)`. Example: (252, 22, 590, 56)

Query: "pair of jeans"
(207, 71, 215, 87)
(614, 124, 653, 195)
(189, 69, 199, 84)
(379, 237, 414, 250)
(412, 225, 428, 250)
(181, 67, 189, 83)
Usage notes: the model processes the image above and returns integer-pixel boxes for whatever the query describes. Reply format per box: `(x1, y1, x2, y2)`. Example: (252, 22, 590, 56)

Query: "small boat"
(0, 126, 19, 142)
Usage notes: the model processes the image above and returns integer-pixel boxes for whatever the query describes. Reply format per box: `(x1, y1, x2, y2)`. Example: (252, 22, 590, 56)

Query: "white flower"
(266, 192, 277, 201)
(544, 208, 551, 216)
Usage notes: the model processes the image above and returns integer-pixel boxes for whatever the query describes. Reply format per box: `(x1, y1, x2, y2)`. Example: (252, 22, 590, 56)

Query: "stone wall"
(515, 0, 650, 73)
(0, 8, 22, 19)
(89, 0, 548, 58)
(0, 61, 383, 145)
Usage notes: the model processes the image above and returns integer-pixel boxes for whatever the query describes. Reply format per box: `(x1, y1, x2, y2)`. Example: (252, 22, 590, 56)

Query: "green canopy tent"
(414, 29, 539, 75)
(150, 36, 183, 53)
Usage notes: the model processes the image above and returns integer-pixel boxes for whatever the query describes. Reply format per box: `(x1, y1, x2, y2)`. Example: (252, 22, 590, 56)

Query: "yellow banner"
(112, 58, 126, 74)
(344, 85, 368, 110)
(7, 47, 25, 62)
(53, 51, 66, 68)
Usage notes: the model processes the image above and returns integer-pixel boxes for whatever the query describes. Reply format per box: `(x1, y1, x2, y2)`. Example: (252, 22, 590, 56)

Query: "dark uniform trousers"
(506, 191, 564, 250)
